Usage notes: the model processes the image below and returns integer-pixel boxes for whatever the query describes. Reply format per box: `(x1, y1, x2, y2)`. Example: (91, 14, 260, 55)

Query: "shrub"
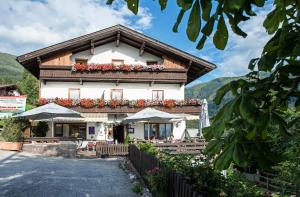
(137, 143, 158, 156)
(32, 121, 48, 137)
(137, 146, 266, 197)
(1, 118, 25, 142)
(124, 135, 131, 144)
(132, 182, 143, 195)
(144, 167, 167, 195)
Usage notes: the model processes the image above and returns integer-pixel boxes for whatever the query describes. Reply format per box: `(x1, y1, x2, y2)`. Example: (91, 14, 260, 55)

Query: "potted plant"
(0, 118, 26, 151)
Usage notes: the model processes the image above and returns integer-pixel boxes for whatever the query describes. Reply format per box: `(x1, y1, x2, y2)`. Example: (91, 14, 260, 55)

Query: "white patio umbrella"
(199, 99, 210, 138)
(123, 108, 180, 140)
(15, 103, 82, 137)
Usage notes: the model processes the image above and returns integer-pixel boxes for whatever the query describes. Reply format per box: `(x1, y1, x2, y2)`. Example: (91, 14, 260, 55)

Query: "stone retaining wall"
(22, 142, 76, 158)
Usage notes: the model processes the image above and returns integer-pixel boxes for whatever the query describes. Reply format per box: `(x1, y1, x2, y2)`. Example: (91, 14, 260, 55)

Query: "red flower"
(136, 99, 145, 108)
(109, 100, 121, 108)
(55, 98, 73, 107)
(38, 98, 49, 106)
(80, 99, 94, 108)
(98, 99, 105, 108)
(73, 63, 88, 72)
(101, 64, 113, 71)
(134, 65, 143, 71)
(121, 64, 131, 72)
(164, 99, 176, 108)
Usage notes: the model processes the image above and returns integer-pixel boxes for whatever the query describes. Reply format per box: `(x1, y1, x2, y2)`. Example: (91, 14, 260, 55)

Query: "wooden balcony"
(69, 105, 201, 114)
(39, 65, 187, 84)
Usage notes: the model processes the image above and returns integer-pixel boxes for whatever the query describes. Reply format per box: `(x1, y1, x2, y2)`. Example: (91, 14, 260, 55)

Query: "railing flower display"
(98, 99, 105, 108)
(55, 98, 73, 107)
(37, 98, 202, 108)
(109, 100, 122, 108)
(163, 99, 176, 108)
(79, 98, 94, 108)
(136, 99, 146, 108)
(71, 63, 165, 73)
(38, 98, 49, 105)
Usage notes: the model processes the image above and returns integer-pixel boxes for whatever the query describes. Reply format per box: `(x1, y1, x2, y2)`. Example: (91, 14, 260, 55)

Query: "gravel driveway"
(0, 150, 138, 197)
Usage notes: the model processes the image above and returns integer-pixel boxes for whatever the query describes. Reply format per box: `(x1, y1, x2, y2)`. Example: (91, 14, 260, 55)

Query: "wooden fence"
(96, 143, 129, 157)
(129, 144, 203, 197)
(154, 141, 207, 154)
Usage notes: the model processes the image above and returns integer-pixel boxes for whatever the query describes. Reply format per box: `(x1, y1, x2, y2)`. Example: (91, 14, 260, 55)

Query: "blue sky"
(0, 0, 272, 85)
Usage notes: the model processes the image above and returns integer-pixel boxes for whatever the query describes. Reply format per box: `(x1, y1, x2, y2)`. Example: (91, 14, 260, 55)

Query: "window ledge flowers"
(38, 98, 202, 109)
(71, 63, 165, 73)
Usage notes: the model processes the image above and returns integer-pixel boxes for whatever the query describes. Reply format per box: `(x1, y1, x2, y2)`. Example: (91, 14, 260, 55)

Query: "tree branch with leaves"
(107, 0, 300, 172)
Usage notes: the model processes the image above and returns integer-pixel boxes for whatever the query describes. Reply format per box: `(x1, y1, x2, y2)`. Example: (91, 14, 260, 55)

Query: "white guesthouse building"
(17, 25, 216, 143)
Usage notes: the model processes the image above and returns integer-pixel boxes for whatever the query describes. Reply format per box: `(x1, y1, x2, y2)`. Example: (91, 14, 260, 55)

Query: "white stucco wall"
(86, 122, 106, 140)
(40, 82, 184, 100)
(71, 42, 163, 65)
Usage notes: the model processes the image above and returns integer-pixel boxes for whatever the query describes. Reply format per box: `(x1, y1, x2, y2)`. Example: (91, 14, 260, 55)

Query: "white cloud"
(216, 7, 272, 77)
(0, 0, 153, 55)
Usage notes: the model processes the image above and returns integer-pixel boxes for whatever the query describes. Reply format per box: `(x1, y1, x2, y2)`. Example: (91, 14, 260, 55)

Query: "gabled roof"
(17, 24, 216, 83)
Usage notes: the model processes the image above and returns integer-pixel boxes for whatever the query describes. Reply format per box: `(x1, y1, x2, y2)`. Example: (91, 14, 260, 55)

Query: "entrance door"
(113, 125, 124, 143)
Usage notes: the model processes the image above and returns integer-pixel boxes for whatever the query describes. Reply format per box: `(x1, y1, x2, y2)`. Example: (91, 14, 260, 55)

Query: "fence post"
(139, 146, 142, 175)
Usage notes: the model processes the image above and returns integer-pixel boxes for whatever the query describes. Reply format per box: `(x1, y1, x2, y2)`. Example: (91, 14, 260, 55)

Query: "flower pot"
(0, 141, 23, 151)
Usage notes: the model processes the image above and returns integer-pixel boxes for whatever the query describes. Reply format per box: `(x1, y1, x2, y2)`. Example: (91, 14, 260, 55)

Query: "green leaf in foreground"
(213, 15, 228, 50)
(127, 0, 139, 15)
(186, 0, 201, 42)
(173, 9, 185, 32)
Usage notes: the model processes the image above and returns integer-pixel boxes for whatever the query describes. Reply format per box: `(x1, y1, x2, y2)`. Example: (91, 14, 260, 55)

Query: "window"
(75, 58, 88, 65)
(54, 124, 63, 137)
(69, 124, 86, 139)
(112, 59, 124, 66)
(144, 123, 173, 140)
(111, 89, 123, 100)
(68, 88, 80, 100)
(146, 61, 158, 65)
(152, 90, 164, 100)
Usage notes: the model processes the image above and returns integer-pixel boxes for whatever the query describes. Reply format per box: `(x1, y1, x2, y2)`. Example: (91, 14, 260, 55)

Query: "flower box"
(38, 98, 202, 109)
(71, 63, 165, 72)
(0, 141, 23, 151)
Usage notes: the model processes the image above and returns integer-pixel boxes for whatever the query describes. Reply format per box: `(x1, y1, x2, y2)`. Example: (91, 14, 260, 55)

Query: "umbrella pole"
(51, 118, 54, 137)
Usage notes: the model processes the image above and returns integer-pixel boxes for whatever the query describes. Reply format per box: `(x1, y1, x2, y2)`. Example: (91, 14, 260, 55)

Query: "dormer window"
(147, 61, 158, 65)
(112, 59, 124, 66)
(152, 90, 164, 100)
(75, 58, 88, 65)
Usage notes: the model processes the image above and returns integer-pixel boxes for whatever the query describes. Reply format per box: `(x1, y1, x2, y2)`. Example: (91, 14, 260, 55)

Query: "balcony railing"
(38, 98, 202, 114)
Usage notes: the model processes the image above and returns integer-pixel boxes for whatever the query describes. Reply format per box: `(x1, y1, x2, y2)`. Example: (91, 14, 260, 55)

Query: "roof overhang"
(16, 25, 216, 84)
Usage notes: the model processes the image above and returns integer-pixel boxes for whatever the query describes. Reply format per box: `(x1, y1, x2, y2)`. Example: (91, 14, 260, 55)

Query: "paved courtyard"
(0, 151, 138, 197)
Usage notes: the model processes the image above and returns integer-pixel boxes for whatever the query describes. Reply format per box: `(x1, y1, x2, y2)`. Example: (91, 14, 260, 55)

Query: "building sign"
(0, 96, 27, 118)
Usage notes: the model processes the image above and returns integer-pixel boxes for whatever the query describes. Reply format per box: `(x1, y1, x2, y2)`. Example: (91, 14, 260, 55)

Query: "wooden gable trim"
(139, 41, 146, 56)
(116, 31, 120, 47)
(90, 40, 95, 55)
